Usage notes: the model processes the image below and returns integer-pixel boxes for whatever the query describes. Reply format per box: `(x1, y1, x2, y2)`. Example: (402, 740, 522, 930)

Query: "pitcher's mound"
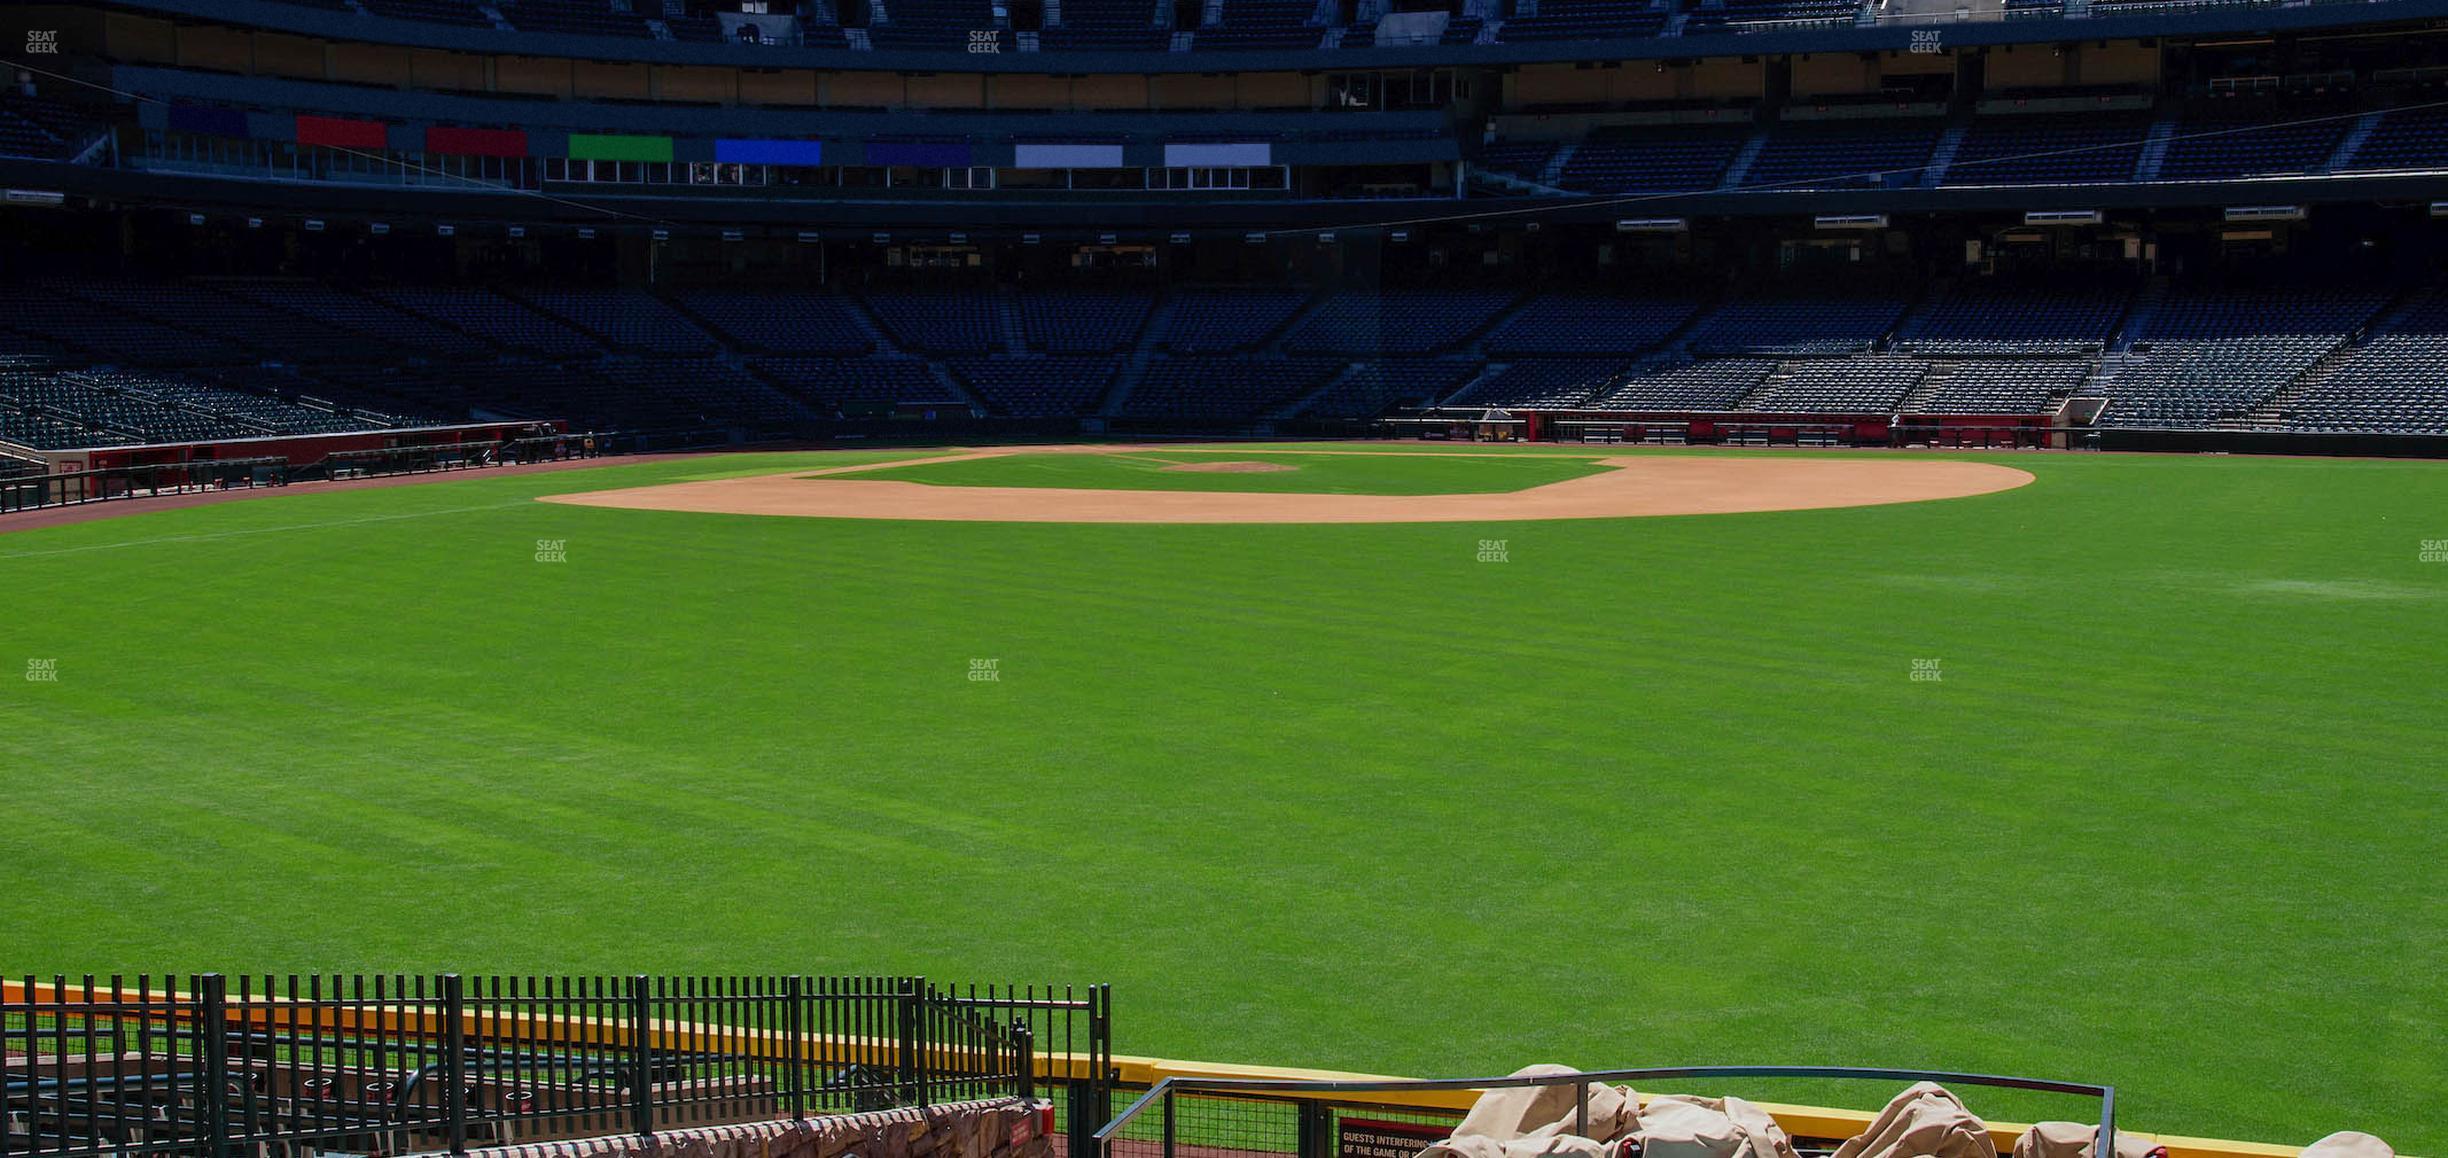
(1163, 460, 1295, 474)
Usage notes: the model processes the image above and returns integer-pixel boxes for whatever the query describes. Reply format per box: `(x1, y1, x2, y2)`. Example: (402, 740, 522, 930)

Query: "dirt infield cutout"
(540, 446, 2035, 524)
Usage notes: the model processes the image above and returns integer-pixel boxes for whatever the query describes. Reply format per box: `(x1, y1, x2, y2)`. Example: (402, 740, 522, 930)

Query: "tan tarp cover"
(1634, 1095, 1802, 1158)
(1459, 1067, 1615, 1135)
(1427, 1074, 2396, 1158)
(2299, 1133, 2393, 1158)
(2013, 1121, 2165, 1158)
(1829, 1083, 1993, 1158)
(1424, 1066, 1636, 1158)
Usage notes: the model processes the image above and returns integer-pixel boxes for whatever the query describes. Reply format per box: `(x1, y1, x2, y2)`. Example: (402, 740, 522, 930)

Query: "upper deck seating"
(676, 291, 876, 354)
(1745, 121, 1942, 190)
(1941, 115, 2150, 186)
(1484, 295, 1700, 356)
(1194, 0, 1325, 50)
(2159, 107, 2353, 181)
(1895, 283, 2130, 354)
(1283, 290, 1518, 354)
(1555, 128, 1748, 193)
(1685, 295, 1907, 355)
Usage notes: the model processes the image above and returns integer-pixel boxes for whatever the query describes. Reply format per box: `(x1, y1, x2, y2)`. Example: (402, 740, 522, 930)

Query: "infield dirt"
(540, 446, 2035, 523)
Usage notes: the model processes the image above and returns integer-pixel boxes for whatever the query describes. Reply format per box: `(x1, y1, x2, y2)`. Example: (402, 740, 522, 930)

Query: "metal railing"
(0, 458, 288, 515)
(933, 986, 1112, 1158)
(0, 433, 621, 517)
(1093, 1066, 2115, 1158)
(321, 442, 499, 479)
(3, 974, 1098, 1158)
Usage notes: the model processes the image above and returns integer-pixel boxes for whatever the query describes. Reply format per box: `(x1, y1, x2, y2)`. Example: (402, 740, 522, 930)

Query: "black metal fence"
(0, 458, 289, 515)
(930, 987, 1111, 1158)
(319, 443, 500, 480)
(1094, 1066, 2116, 1158)
(2, 975, 1107, 1158)
(0, 433, 628, 516)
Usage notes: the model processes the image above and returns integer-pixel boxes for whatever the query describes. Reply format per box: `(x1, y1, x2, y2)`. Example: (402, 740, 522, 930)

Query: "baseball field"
(1, 444, 2441, 1150)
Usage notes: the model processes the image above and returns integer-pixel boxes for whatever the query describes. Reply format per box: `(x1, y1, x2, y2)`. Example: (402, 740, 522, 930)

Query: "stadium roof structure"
(82, 0, 2448, 72)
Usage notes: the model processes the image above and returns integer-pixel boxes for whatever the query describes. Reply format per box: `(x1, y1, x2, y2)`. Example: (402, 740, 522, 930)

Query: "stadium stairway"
(1727, 362, 1795, 409)
(1656, 288, 1728, 353)
(996, 291, 1029, 355)
(925, 362, 986, 412)
(1450, 289, 1536, 352)
(2240, 352, 2343, 428)
(2109, 278, 2168, 350)
(2236, 283, 2426, 426)
(2321, 111, 2385, 174)
(2082, 349, 2136, 412)
(839, 293, 906, 355)
(1537, 142, 1579, 187)
(2133, 118, 2176, 181)
(1460, 295, 1545, 363)
(1097, 294, 1176, 415)
(1250, 288, 1337, 354)
(1269, 361, 1368, 418)
(1920, 118, 1971, 188)
(1894, 360, 1950, 412)
(1440, 362, 1509, 405)
(725, 351, 822, 421)
(1719, 129, 1771, 190)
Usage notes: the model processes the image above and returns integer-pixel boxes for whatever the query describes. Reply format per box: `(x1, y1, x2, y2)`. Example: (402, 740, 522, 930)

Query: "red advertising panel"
(294, 116, 389, 149)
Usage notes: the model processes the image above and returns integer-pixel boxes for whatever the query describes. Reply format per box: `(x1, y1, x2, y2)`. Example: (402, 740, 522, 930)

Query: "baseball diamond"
(4, 1, 2446, 1155)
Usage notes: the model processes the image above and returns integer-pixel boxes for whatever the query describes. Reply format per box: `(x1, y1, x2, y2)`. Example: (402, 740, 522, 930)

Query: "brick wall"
(461, 1097, 1053, 1158)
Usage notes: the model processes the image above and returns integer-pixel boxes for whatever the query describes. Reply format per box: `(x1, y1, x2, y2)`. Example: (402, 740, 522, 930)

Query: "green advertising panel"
(567, 134, 675, 163)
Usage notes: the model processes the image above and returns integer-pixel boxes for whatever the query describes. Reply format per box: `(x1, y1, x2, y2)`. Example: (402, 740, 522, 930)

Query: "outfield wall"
(0, 982, 2348, 1158)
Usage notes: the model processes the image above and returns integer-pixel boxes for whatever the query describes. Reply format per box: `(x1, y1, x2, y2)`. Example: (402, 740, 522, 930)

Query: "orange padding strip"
(0, 981, 2319, 1158)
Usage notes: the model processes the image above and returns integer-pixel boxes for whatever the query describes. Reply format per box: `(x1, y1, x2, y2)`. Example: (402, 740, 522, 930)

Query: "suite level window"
(1327, 69, 1452, 109)
(543, 159, 747, 186)
(687, 162, 766, 185)
(1153, 167, 1280, 190)
(550, 159, 650, 182)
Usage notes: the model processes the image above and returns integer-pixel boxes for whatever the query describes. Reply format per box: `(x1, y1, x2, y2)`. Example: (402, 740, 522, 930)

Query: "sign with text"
(1339, 1117, 1453, 1158)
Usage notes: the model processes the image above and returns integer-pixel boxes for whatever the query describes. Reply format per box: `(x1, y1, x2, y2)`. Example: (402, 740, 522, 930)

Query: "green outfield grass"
(834, 449, 1616, 493)
(1, 446, 2442, 1150)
